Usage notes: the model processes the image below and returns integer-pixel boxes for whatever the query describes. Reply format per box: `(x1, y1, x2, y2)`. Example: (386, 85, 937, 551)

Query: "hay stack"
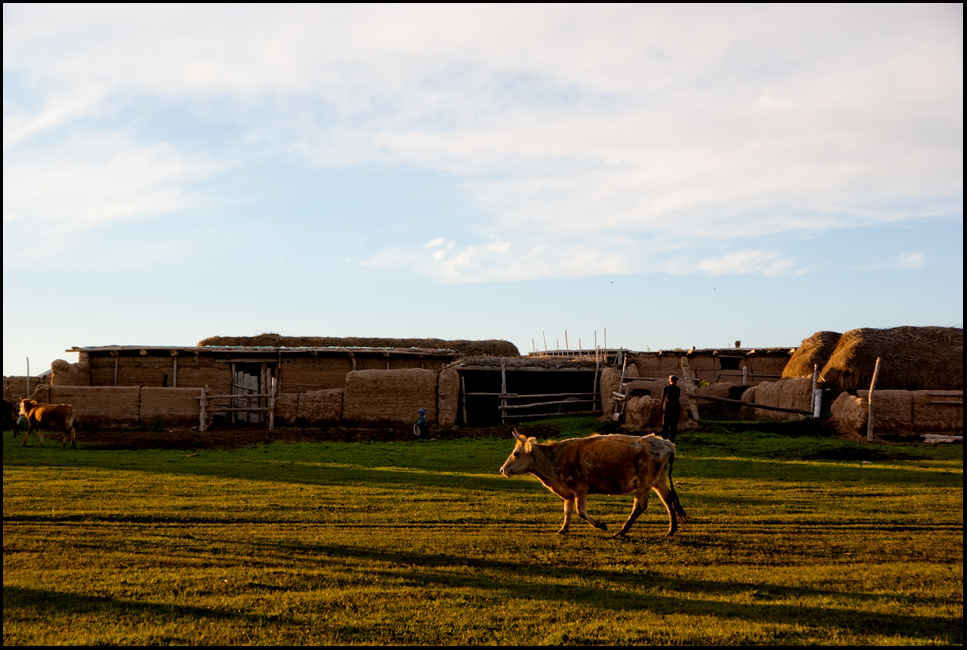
(819, 326, 963, 391)
(782, 331, 841, 380)
(198, 334, 519, 357)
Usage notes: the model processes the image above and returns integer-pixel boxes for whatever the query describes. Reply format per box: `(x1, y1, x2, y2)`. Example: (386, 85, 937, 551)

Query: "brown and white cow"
(499, 430, 687, 536)
(18, 399, 77, 449)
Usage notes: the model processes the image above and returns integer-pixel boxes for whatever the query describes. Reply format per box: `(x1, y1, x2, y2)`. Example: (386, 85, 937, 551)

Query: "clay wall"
(437, 368, 460, 429)
(280, 357, 354, 392)
(750, 378, 814, 421)
(86, 354, 229, 392)
(141, 387, 204, 427)
(631, 351, 788, 385)
(829, 390, 964, 438)
(50, 386, 141, 427)
(296, 389, 344, 424)
(3, 376, 48, 402)
(342, 369, 438, 428)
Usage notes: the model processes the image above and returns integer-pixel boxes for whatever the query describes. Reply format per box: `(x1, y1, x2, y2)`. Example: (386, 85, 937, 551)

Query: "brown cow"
(499, 430, 687, 536)
(18, 399, 77, 449)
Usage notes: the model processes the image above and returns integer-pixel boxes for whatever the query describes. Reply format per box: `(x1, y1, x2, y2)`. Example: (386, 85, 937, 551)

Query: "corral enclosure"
(3, 328, 962, 439)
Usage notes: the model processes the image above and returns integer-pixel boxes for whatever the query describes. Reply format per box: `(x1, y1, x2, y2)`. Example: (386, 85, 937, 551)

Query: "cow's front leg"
(576, 493, 607, 531)
(558, 498, 575, 534)
(615, 493, 648, 537)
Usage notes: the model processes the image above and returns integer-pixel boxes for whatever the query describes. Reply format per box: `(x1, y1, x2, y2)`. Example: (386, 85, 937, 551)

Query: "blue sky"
(3, 4, 963, 377)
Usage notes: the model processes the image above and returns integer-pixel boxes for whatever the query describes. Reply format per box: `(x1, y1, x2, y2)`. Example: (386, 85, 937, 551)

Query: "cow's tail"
(666, 446, 688, 524)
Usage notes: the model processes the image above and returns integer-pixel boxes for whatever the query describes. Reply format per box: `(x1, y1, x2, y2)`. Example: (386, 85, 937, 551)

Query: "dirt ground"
(23, 424, 563, 451)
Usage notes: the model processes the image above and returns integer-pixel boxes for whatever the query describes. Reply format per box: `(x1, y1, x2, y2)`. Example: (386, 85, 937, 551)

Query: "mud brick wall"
(297, 389, 344, 424)
(342, 369, 438, 428)
(49, 386, 141, 427)
(140, 387, 204, 427)
(437, 368, 460, 429)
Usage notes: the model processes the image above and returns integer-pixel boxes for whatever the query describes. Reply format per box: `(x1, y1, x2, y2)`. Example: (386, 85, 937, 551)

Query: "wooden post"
(866, 357, 881, 442)
(592, 347, 600, 412)
(680, 357, 700, 421)
(460, 375, 468, 424)
(268, 374, 276, 431)
(500, 358, 508, 425)
(199, 385, 208, 432)
(811, 364, 821, 418)
(742, 364, 748, 387)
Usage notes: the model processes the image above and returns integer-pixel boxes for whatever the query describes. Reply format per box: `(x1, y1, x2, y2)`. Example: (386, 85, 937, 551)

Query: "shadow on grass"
(294, 541, 962, 643)
(2, 584, 291, 639)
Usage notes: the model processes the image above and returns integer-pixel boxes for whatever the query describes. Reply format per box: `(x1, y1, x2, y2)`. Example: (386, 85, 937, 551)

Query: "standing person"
(660, 375, 682, 442)
(414, 408, 428, 440)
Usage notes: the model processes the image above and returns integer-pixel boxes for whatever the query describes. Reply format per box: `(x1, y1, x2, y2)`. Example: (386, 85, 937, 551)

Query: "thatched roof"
(453, 356, 599, 370)
(198, 334, 520, 358)
(782, 331, 842, 379)
(794, 327, 963, 390)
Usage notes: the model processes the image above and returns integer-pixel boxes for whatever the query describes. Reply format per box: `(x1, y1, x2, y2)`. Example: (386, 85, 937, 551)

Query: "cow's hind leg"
(651, 472, 688, 536)
(576, 493, 607, 531)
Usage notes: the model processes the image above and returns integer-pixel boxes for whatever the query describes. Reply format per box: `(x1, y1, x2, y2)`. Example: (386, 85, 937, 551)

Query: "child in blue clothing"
(414, 408, 428, 439)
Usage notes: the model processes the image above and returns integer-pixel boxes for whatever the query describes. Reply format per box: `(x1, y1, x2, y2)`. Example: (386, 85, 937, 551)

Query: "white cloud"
(696, 250, 796, 277)
(3, 130, 215, 252)
(896, 252, 925, 270)
(3, 4, 962, 280)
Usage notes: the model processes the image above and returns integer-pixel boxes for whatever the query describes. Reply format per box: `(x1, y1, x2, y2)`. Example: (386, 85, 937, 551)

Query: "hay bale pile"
(782, 331, 841, 380)
(817, 327, 962, 391)
(198, 334, 519, 357)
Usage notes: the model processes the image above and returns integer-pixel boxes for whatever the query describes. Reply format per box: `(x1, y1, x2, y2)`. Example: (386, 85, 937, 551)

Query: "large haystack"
(782, 331, 842, 379)
(198, 334, 520, 357)
(819, 326, 963, 391)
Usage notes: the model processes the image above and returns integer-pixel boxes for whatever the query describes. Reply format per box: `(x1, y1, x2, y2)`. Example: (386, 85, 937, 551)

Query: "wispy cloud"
(696, 250, 796, 277)
(3, 4, 962, 280)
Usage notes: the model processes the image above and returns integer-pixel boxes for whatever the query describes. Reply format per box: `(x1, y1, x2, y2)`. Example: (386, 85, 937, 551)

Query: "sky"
(3, 3, 963, 377)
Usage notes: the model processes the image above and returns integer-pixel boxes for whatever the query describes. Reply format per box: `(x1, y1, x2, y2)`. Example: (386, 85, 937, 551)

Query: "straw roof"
(782, 331, 842, 380)
(788, 326, 963, 390)
(198, 334, 520, 358)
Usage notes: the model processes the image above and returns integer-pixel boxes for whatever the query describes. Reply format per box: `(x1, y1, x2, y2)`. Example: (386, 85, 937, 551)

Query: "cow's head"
(19, 399, 36, 417)
(499, 429, 537, 477)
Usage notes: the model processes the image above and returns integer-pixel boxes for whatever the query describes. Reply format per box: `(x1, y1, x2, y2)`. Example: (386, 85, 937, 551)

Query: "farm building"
(3, 328, 961, 440)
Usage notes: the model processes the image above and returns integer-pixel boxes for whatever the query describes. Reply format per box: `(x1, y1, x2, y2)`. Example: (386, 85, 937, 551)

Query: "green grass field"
(3, 419, 963, 645)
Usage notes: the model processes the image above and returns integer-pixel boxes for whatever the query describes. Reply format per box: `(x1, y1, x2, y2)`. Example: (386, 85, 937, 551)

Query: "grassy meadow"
(3, 418, 963, 645)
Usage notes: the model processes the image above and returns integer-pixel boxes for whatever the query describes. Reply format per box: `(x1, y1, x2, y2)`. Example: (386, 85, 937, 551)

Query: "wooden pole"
(592, 347, 600, 412)
(542, 331, 547, 354)
(742, 364, 748, 387)
(460, 376, 468, 425)
(811, 364, 821, 418)
(500, 358, 508, 425)
(866, 357, 881, 442)
(680, 357, 700, 421)
(199, 385, 208, 432)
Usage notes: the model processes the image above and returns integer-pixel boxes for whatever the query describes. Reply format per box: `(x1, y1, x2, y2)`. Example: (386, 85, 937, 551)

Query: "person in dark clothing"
(660, 375, 682, 442)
